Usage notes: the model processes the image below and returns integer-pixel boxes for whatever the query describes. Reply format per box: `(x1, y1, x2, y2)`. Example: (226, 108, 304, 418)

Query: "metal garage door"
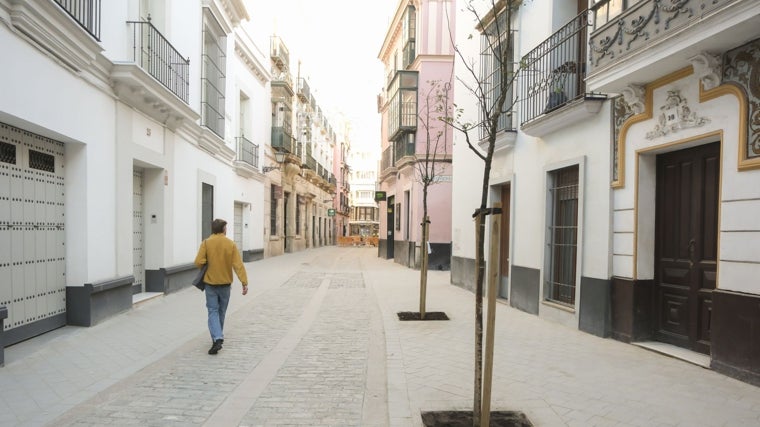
(0, 122, 66, 335)
(133, 169, 144, 294)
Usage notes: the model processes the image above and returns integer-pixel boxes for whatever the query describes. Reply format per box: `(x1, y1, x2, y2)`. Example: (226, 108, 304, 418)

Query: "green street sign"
(328, 208, 336, 217)
(374, 191, 386, 201)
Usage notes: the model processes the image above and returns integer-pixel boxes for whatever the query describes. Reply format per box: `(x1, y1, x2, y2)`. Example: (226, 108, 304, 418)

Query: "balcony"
(111, 19, 197, 131)
(271, 127, 296, 154)
(587, 0, 760, 93)
(270, 35, 290, 71)
(393, 136, 416, 166)
(126, 20, 190, 104)
(234, 136, 259, 178)
(297, 78, 310, 103)
(519, 11, 606, 137)
(236, 136, 259, 167)
(6, 0, 103, 73)
(387, 70, 418, 140)
(54, 0, 101, 40)
(272, 70, 294, 97)
(380, 145, 397, 179)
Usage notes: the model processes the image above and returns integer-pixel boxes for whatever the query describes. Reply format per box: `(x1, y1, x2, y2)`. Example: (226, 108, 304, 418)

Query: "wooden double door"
(654, 142, 720, 354)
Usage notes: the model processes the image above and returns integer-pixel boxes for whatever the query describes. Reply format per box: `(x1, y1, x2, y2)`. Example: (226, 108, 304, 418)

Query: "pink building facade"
(377, 0, 455, 269)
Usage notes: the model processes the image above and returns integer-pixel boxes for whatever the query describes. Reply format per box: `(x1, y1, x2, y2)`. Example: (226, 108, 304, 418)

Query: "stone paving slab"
(1, 247, 759, 427)
(366, 260, 760, 427)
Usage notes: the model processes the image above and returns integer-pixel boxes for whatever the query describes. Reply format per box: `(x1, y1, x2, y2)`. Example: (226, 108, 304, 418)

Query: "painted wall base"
(146, 263, 197, 294)
(66, 276, 133, 327)
(378, 239, 390, 259)
(451, 255, 477, 293)
(579, 277, 611, 337)
(510, 265, 540, 315)
(243, 249, 264, 262)
(610, 277, 653, 343)
(711, 289, 760, 386)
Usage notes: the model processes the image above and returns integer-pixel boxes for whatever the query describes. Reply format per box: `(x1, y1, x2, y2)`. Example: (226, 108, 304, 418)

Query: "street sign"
(374, 191, 386, 201)
(327, 208, 335, 217)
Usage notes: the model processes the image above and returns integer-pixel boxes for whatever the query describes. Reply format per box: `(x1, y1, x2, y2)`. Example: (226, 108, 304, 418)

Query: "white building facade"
(0, 0, 272, 357)
(451, 0, 760, 385)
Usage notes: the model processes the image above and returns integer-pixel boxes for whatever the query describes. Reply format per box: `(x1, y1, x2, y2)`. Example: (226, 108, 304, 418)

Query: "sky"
(245, 0, 398, 152)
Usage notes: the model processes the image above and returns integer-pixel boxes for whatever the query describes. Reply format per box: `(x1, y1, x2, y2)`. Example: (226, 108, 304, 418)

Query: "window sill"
(541, 300, 576, 313)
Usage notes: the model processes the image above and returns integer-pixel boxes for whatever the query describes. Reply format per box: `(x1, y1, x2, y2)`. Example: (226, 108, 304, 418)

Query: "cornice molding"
(234, 35, 269, 85)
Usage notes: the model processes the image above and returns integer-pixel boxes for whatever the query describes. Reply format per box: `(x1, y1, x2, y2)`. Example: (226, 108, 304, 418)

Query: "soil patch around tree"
(421, 410, 533, 426)
(397, 311, 449, 321)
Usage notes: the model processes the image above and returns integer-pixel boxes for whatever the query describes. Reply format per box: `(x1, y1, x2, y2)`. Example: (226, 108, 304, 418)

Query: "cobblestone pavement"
(2, 246, 760, 427)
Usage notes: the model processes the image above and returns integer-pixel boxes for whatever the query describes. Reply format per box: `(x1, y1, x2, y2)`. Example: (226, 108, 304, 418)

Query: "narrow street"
(1, 247, 759, 427)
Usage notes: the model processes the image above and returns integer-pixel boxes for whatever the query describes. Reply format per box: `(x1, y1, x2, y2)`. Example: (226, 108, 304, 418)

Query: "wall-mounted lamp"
(263, 151, 287, 173)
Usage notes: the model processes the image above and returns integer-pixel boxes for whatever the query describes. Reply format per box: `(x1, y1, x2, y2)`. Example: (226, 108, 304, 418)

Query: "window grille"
(29, 150, 55, 173)
(201, 11, 226, 138)
(546, 165, 579, 306)
(479, 7, 516, 141)
(0, 142, 16, 164)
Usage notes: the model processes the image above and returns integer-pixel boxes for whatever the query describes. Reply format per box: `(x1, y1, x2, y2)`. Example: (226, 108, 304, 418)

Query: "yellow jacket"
(194, 233, 248, 286)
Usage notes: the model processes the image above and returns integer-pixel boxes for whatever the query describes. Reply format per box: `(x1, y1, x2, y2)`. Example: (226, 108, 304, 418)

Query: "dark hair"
(211, 219, 227, 234)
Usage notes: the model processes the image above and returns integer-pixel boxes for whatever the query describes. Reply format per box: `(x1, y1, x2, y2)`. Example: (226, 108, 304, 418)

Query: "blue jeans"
(205, 284, 231, 342)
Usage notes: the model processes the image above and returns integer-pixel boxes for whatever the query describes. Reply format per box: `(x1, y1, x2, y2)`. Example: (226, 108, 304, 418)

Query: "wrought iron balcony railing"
(55, 0, 101, 40)
(381, 145, 394, 174)
(520, 11, 588, 124)
(297, 77, 310, 103)
(127, 20, 190, 103)
(270, 35, 290, 70)
(304, 153, 317, 170)
(236, 136, 259, 169)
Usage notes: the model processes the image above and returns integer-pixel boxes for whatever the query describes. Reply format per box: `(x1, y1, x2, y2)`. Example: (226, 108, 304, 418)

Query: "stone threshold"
(633, 341, 711, 369)
(132, 292, 164, 305)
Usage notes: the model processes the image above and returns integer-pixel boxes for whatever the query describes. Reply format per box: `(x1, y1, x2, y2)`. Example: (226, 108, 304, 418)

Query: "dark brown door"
(499, 184, 511, 298)
(654, 142, 719, 354)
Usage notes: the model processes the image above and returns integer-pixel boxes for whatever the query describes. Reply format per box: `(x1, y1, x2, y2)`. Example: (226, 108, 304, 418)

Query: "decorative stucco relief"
(645, 89, 710, 139)
(723, 39, 760, 159)
(689, 52, 722, 91)
(612, 96, 635, 182)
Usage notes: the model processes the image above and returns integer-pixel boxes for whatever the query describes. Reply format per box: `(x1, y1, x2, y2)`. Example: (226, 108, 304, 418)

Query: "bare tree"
(414, 79, 452, 319)
(443, 0, 521, 424)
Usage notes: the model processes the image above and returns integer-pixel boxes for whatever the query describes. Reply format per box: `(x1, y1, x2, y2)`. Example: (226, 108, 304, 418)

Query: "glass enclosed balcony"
(387, 70, 418, 141)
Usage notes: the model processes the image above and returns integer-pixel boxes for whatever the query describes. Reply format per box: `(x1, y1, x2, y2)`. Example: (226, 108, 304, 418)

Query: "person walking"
(194, 218, 249, 355)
